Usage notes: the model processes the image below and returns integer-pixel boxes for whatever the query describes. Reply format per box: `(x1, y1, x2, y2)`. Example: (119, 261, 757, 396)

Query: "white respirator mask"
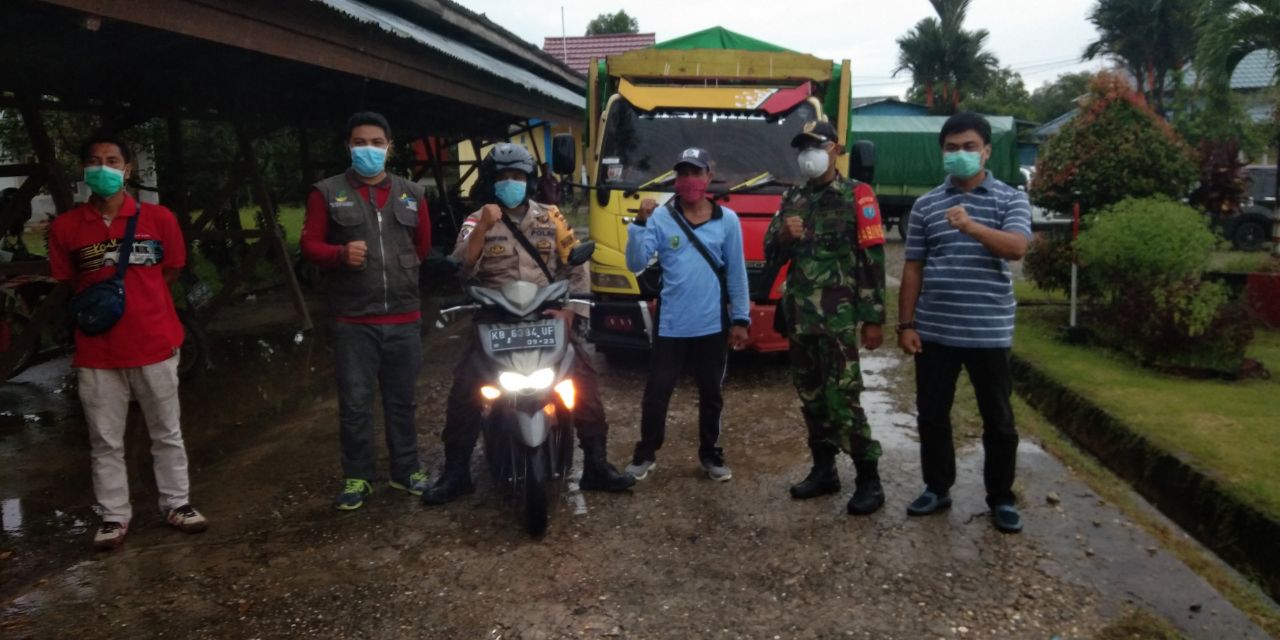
(797, 148, 830, 180)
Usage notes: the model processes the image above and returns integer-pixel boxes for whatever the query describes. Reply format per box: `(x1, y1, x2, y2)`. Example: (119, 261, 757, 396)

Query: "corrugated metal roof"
(312, 0, 582, 108)
(543, 33, 656, 74)
(852, 96, 899, 108)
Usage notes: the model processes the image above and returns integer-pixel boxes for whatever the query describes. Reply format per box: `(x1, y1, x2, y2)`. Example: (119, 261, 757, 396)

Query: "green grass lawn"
(1014, 303, 1280, 522)
(1013, 279, 1068, 304)
(237, 204, 305, 250)
(1209, 250, 1279, 274)
(182, 205, 305, 297)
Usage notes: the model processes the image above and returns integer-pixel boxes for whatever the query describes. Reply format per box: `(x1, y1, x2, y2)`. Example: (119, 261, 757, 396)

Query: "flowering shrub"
(1031, 72, 1198, 215)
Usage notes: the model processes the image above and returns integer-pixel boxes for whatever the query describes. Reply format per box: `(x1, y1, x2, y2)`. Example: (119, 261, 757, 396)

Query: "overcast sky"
(465, 0, 1109, 97)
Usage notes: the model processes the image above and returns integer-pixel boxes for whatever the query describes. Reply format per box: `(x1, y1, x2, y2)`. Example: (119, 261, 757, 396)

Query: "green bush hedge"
(1076, 197, 1253, 375)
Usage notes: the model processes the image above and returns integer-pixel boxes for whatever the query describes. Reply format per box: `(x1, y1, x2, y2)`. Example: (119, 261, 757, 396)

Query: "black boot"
(847, 458, 885, 515)
(789, 446, 841, 499)
(578, 436, 636, 492)
(421, 444, 475, 506)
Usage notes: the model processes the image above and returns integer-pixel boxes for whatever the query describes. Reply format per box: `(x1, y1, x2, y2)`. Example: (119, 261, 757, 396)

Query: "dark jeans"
(634, 332, 728, 464)
(442, 336, 607, 450)
(915, 341, 1018, 507)
(332, 320, 423, 483)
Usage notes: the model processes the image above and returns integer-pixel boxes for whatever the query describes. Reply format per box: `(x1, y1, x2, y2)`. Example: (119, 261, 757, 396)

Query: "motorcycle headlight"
(497, 367, 556, 392)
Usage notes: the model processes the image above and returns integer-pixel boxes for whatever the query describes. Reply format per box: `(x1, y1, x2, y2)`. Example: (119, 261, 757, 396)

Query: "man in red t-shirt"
(48, 133, 207, 550)
(300, 112, 432, 510)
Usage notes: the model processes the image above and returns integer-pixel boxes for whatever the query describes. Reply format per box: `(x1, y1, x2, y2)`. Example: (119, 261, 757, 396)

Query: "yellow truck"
(567, 27, 868, 355)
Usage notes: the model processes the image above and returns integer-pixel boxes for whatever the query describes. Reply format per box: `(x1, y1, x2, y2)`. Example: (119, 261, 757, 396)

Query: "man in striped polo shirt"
(897, 112, 1032, 533)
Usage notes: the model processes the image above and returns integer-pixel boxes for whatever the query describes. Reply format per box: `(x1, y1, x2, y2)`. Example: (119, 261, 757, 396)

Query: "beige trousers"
(77, 353, 190, 523)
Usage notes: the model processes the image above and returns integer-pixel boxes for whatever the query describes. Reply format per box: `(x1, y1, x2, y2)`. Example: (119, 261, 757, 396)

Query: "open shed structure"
(0, 0, 585, 379)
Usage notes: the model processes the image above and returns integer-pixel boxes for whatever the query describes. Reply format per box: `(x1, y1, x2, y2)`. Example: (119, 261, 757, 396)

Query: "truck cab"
(580, 29, 859, 355)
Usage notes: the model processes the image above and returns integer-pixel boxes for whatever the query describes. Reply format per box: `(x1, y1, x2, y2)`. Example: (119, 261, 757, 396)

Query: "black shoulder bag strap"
(669, 199, 727, 289)
(115, 200, 142, 280)
(500, 213, 555, 282)
(670, 200, 731, 330)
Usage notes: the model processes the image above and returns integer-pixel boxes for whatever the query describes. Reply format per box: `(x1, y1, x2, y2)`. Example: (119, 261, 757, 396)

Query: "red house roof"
(542, 33, 656, 74)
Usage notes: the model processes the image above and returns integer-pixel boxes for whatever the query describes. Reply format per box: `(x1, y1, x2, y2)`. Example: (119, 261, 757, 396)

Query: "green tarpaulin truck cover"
(851, 114, 1018, 189)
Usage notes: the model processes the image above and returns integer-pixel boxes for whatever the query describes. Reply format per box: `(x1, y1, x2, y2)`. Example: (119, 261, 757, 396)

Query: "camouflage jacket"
(764, 175, 886, 337)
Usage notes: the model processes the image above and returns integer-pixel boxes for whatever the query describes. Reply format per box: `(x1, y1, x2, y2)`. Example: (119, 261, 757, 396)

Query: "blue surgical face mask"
(494, 179, 527, 208)
(942, 150, 984, 180)
(350, 145, 388, 178)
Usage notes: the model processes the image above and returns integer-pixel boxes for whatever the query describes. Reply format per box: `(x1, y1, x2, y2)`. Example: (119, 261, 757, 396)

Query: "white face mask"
(797, 148, 830, 180)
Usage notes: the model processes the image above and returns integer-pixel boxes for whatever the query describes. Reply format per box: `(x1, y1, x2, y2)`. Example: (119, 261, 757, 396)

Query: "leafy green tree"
(894, 0, 999, 114)
(962, 67, 1035, 120)
(1082, 0, 1200, 115)
(1169, 75, 1270, 156)
(1196, 0, 1280, 86)
(1028, 71, 1094, 123)
(1031, 72, 1197, 215)
(1196, 0, 1280, 226)
(585, 10, 639, 36)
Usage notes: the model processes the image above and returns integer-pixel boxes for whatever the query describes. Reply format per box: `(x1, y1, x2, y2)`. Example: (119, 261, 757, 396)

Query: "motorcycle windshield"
(468, 280, 572, 318)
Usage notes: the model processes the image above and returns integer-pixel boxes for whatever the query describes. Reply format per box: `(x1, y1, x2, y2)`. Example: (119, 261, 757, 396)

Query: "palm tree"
(1083, 0, 1200, 114)
(894, 0, 999, 113)
(1196, 0, 1280, 85)
(1196, 0, 1280, 253)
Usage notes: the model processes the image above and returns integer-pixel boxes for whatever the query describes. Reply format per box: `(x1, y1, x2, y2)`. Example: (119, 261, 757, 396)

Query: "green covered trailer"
(850, 114, 1020, 237)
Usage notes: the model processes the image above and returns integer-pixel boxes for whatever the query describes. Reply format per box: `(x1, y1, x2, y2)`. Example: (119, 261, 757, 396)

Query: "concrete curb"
(1010, 354, 1280, 602)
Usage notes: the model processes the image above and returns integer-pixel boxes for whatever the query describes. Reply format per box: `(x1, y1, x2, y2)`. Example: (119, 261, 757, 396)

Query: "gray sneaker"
(701, 457, 732, 482)
(625, 459, 656, 480)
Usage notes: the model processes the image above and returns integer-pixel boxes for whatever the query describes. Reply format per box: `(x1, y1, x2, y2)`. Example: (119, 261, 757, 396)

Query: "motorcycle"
(436, 242, 595, 536)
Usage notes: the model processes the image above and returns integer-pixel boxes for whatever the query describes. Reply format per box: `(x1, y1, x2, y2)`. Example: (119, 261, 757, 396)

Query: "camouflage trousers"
(788, 332, 881, 462)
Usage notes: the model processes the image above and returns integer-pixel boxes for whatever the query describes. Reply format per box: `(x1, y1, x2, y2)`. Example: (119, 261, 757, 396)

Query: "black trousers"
(634, 332, 728, 463)
(915, 341, 1018, 507)
(442, 336, 607, 450)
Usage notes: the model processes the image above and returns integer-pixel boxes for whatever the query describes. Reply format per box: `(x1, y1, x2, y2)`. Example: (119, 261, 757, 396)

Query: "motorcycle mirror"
(567, 241, 595, 267)
(421, 251, 461, 278)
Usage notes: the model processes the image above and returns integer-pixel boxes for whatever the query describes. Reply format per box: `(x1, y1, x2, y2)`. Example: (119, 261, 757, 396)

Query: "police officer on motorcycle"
(422, 143, 635, 505)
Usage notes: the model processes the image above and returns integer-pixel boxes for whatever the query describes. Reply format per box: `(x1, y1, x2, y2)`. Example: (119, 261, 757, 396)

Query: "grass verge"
(1010, 298, 1280, 635)
(1014, 305, 1280, 523)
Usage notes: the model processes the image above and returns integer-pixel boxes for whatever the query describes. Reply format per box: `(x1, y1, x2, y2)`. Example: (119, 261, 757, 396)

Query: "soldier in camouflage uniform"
(764, 120, 888, 515)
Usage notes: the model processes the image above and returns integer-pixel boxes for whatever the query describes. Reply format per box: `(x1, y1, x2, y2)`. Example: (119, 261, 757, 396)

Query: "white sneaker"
(625, 459, 656, 480)
(165, 504, 208, 533)
(93, 521, 128, 550)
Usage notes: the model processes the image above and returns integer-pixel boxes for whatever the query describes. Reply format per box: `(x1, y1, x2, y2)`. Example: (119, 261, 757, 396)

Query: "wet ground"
(0, 242, 1274, 639)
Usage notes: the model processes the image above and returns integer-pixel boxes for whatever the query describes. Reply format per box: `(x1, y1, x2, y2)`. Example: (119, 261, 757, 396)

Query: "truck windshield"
(597, 99, 820, 193)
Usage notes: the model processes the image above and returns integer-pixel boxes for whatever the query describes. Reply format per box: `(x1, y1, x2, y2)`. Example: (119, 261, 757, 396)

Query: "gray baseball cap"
(673, 147, 711, 170)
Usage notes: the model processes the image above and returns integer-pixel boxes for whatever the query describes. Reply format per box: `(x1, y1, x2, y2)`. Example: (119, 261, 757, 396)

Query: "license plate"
(488, 322, 559, 352)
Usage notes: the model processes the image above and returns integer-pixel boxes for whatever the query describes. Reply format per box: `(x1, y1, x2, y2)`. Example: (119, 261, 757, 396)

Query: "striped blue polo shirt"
(904, 171, 1033, 349)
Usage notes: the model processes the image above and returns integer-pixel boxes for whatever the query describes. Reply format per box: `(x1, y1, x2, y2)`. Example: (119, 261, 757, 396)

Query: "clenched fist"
(478, 203, 503, 231)
(342, 240, 367, 268)
(637, 198, 658, 222)
(780, 215, 805, 242)
(945, 206, 975, 234)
